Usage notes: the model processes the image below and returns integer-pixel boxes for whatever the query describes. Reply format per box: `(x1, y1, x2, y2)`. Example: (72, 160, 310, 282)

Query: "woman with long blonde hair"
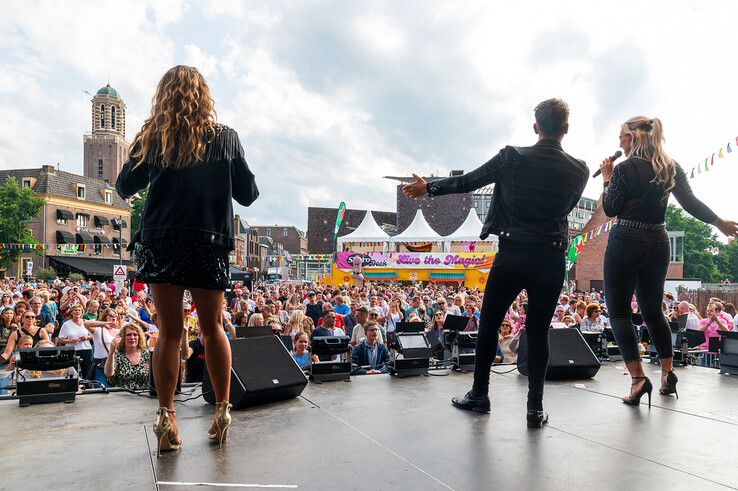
(116, 65, 259, 456)
(599, 115, 737, 407)
(286, 310, 305, 337)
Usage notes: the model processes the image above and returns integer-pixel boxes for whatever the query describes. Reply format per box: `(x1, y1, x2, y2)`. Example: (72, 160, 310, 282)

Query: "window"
(283, 228, 288, 237)
(76, 184, 86, 200)
(669, 234, 684, 263)
(111, 106, 116, 129)
(76, 214, 87, 227)
(57, 217, 67, 225)
(98, 159, 104, 177)
(104, 190, 112, 204)
(266, 228, 272, 237)
(22, 179, 32, 188)
(100, 104, 105, 128)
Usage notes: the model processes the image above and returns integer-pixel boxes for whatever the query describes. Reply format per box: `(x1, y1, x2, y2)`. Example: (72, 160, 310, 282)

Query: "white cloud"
(0, 0, 737, 232)
(183, 44, 219, 80)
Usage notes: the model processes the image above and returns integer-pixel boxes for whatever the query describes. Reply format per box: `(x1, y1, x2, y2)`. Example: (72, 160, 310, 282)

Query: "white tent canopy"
(336, 211, 390, 247)
(444, 208, 494, 242)
(390, 209, 443, 242)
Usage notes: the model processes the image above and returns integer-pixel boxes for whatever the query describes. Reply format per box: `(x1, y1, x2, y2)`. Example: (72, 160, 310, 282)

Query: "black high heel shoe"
(659, 371, 678, 398)
(622, 376, 653, 408)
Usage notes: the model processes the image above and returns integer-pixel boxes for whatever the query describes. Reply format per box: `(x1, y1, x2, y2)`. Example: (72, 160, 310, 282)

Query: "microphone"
(593, 150, 623, 178)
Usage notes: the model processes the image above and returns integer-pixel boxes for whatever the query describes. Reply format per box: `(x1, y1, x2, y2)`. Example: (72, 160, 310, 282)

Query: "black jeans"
(473, 240, 565, 411)
(604, 225, 672, 362)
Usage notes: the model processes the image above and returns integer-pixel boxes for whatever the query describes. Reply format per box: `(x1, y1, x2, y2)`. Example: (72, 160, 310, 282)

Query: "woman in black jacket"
(116, 66, 258, 456)
(599, 116, 736, 407)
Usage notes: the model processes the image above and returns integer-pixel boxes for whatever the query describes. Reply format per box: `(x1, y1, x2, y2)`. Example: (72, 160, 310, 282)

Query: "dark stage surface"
(4, 362, 738, 490)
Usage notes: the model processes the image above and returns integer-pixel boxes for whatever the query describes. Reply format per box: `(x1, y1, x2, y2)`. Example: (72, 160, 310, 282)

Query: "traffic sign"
(113, 264, 127, 282)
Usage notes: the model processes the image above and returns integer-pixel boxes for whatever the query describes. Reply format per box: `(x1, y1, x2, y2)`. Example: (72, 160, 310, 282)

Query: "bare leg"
(189, 288, 231, 403)
(150, 284, 186, 411)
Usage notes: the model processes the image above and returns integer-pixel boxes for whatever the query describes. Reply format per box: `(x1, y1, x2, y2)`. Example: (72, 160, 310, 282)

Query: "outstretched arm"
(402, 149, 508, 198)
(672, 164, 738, 237)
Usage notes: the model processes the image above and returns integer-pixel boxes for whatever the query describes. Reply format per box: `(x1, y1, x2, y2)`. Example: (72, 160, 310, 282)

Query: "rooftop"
(96, 84, 120, 98)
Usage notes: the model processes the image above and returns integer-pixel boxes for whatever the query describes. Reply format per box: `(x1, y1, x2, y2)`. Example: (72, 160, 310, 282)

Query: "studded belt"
(616, 218, 666, 231)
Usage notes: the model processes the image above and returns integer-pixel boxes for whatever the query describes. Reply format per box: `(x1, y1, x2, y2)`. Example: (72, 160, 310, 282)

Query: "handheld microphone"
(593, 150, 623, 178)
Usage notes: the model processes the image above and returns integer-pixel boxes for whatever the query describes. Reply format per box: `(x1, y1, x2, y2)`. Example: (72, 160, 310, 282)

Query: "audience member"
(351, 321, 390, 375)
(104, 324, 151, 390)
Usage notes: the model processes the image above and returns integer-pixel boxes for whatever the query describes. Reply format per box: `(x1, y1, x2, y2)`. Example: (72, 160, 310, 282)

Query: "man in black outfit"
(402, 99, 588, 427)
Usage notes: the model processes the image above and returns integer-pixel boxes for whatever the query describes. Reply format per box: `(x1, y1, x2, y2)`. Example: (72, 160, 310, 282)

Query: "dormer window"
(22, 178, 32, 188)
(75, 183, 86, 200)
(104, 190, 113, 204)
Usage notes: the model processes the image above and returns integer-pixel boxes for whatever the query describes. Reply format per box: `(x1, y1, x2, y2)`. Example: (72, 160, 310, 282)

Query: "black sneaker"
(451, 391, 490, 413)
(526, 410, 549, 428)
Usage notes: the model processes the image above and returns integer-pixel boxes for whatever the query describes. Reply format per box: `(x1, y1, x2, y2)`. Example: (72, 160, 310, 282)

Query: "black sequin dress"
(135, 239, 230, 291)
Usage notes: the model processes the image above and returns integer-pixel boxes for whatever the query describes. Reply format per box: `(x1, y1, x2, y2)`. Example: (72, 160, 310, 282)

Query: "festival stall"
(323, 208, 498, 289)
(389, 209, 445, 252)
(321, 251, 494, 289)
(444, 208, 497, 252)
(337, 211, 390, 252)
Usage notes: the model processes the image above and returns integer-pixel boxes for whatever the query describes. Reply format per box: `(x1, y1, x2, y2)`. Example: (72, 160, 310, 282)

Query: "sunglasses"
(24, 315, 36, 319)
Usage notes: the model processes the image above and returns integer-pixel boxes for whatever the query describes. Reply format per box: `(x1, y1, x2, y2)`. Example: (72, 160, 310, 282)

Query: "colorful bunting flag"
(719, 148, 725, 158)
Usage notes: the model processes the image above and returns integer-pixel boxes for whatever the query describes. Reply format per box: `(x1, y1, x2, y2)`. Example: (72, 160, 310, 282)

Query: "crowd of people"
(1, 275, 737, 392)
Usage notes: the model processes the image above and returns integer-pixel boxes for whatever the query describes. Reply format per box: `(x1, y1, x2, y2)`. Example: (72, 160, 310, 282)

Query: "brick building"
(0, 166, 132, 279)
(572, 197, 684, 291)
(250, 225, 308, 255)
(233, 215, 261, 270)
(387, 174, 473, 236)
(307, 207, 397, 254)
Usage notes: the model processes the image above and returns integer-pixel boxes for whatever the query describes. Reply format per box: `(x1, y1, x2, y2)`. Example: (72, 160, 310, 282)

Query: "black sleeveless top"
(602, 157, 717, 224)
(19, 326, 44, 345)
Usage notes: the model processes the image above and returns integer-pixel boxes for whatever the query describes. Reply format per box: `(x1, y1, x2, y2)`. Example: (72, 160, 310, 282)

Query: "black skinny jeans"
(473, 240, 564, 411)
(603, 225, 672, 362)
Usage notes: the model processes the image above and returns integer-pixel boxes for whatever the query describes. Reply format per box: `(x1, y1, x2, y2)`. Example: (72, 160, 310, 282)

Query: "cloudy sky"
(1, 1, 736, 233)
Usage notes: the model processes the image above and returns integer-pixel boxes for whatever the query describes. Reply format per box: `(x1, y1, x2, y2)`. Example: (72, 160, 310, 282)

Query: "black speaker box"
(517, 328, 601, 379)
(203, 336, 308, 409)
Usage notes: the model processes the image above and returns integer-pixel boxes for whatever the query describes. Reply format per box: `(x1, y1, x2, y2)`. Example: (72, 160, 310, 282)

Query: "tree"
(0, 176, 45, 271)
(68, 272, 85, 283)
(665, 204, 723, 282)
(36, 267, 57, 281)
(130, 187, 148, 233)
(715, 238, 738, 282)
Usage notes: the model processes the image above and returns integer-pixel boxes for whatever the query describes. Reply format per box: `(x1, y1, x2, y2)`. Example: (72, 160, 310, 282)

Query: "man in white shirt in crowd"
(677, 301, 701, 331)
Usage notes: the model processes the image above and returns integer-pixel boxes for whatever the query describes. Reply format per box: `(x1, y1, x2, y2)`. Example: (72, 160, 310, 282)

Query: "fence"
(679, 289, 738, 313)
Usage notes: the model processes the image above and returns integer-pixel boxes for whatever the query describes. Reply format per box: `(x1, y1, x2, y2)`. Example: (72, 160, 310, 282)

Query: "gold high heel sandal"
(153, 407, 182, 457)
(208, 401, 233, 448)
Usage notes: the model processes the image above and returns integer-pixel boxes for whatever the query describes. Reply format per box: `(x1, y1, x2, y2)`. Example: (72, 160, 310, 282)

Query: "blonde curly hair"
(130, 65, 218, 169)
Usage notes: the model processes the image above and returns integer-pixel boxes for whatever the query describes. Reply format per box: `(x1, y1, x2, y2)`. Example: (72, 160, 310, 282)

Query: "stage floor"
(3, 362, 738, 490)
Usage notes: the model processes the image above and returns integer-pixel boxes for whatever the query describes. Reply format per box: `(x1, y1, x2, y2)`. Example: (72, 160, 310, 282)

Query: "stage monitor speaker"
(17, 376, 78, 407)
(391, 357, 429, 377)
(719, 332, 738, 375)
(203, 336, 307, 409)
(517, 328, 601, 379)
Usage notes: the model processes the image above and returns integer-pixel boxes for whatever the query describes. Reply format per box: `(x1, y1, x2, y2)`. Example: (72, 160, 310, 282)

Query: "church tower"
(83, 84, 129, 183)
